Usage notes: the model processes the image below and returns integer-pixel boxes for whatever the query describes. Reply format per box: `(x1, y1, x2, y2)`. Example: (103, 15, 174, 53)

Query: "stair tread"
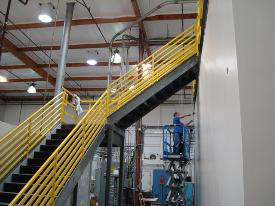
(0, 192, 18, 203)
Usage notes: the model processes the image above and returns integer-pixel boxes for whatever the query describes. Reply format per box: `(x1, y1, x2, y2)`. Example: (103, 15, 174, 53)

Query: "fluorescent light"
(87, 59, 97, 66)
(111, 49, 121, 64)
(27, 83, 36, 94)
(0, 75, 7, 82)
(38, 3, 54, 23)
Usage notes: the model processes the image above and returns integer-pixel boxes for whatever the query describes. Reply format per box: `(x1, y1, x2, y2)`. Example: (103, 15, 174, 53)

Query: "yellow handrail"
(0, 90, 80, 182)
(9, 1, 203, 204)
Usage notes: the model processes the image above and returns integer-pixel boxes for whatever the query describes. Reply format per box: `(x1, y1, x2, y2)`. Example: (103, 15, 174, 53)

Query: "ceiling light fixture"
(86, 50, 98, 66)
(111, 49, 122, 64)
(86, 59, 97, 66)
(27, 83, 37, 94)
(38, 3, 54, 23)
(0, 75, 7, 82)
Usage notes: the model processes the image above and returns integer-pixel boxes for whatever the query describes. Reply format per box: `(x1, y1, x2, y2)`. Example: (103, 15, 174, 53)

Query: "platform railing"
(0, 90, 78, 182)
(9, 1, 203, 204)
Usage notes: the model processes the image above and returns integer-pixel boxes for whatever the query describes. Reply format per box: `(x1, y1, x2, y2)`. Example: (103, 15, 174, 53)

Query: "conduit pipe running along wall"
(107, 0, 197, 85)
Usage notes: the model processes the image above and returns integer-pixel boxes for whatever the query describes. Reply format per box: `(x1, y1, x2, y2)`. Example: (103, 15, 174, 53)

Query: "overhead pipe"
(54, 2, 75, 96)
(121, 34, 138, 73)
(107, 0, 197, 86)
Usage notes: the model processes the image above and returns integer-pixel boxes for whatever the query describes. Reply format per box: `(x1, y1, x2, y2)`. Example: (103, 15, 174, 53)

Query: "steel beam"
(118, 133, 125, 206)
(109, 56, 197, 125)
(6, 13, 197, 30)
(54, 2, 75, 96)
(0, 61, 138, 70)
(2, 38, 55, 85)
(131, 0, 151, 56)
(105, 124, 114, 206)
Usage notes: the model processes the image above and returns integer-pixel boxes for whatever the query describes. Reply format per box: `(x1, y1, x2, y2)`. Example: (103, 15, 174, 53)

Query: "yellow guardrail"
(0, 91, 78, 182)
(9, 1, 203, 204)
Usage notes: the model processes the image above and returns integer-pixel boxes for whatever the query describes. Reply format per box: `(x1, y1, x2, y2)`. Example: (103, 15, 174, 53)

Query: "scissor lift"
(162, 125, 192, 205)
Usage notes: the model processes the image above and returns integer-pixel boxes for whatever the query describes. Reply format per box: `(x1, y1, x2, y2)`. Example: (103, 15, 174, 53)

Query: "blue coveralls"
(173, 116, 184, 155)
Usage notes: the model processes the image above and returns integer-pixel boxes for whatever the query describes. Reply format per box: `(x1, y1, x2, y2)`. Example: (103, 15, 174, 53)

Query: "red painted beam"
(0, 62, 138, 70)
(5, 76, 120, 83)
(2, 38, 55, 86)
(6, 13, 197, 30)
(0, 87, 106, 93)
(0, 86, 192, 93)
(131, 0, 151, 56)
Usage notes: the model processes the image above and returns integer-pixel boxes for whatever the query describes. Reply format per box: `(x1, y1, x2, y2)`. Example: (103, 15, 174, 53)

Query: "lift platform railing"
(0, 90, 77, 182)
(9, 1, 203, 204)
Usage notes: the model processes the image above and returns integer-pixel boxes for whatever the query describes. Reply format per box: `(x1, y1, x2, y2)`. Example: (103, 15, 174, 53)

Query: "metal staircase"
(0, 124, 75, 206)
(0, 0, 204, 204)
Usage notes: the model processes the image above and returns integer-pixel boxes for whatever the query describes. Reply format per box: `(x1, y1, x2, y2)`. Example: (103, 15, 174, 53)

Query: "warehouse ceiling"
(0, 0, 197, 102)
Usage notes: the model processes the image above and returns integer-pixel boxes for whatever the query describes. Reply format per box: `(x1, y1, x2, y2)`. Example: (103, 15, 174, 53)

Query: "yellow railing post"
(60, 92, 66, 123)
(26, 118, 32, 156)
(106, 89, 110, 117)
(50, 153, 58, 205)
(81, 118, 88, 157)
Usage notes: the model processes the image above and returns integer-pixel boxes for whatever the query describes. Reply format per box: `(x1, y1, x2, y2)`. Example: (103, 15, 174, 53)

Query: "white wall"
(0, 121, 15, 138)
(0, 101, 5, 122)
(1, 104, 42, 125)
(198, 0, 244, 205)
(143, 104, 193, 126)
(232, 1, 275, 205)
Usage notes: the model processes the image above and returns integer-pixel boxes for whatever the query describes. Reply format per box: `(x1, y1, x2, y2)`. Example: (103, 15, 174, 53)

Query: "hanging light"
(27, 83, 37, 94)
(86, 59, 97, 66)
(86, 50, 98, 66)
(0, 75, 7, 82)
(38, 3, 54, 23)
(111, 49, 121, 64)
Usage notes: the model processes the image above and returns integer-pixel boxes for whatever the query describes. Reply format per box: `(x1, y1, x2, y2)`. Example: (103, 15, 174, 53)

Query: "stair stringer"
(55, 124, 125, 206)
(109, 56, 198, 129)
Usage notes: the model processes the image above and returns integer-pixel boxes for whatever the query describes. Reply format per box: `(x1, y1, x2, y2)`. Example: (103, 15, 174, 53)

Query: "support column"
(72, 183, 78, 206)
(118, 135, 125, 206)
(105, 124, 113, 206)
(54, 2, 75, 96)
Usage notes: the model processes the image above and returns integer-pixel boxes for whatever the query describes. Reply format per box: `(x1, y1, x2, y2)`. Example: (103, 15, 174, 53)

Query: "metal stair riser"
(0, 125, 74, 205)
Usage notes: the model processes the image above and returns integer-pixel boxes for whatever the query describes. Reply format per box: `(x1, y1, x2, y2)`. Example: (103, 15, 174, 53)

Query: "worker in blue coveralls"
(173, 112, 191, 155)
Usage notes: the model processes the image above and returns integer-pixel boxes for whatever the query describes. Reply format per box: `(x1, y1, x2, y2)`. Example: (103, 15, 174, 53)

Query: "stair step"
(12, 174, 33, 183)
(46, 139, 63, 146)
(3, 182, 25, 193)
(33, 151, 51, 159)
(56, 128, 72, 134)
(40, 145, 57, 152)
(27, 158, 45, 167)
(61, 124, 75, 130)
(0, 202, 9, 206)
(51, 133, 67, 140)
(20, 165, 40, 174)
(0, 192, 17, 203)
